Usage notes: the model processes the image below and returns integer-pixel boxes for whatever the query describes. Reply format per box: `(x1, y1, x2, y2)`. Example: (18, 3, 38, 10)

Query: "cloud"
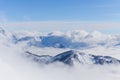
(0, 42, 120, 80)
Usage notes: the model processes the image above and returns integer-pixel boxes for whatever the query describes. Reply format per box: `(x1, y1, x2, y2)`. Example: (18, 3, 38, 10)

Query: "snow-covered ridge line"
(25, 50, 120, 66)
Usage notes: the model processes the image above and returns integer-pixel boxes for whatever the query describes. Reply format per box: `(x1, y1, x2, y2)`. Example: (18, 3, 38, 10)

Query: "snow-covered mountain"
(0, 27, 120, 80)
(26, 50, 120, 66)
(0, 27, 120, 66)
(1, 27, 120, 49)
(0, 27, 13, 46)
(10, 30, 120, 49)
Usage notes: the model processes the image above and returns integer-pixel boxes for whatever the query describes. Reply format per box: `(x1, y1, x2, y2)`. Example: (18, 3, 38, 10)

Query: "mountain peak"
(0, 27, 5, 35)
(26, 50, 120, 66)
(48, 31, 64, 36)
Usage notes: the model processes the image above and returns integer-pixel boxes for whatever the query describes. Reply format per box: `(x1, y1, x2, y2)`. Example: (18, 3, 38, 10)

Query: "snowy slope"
(25, 50, 120, 66)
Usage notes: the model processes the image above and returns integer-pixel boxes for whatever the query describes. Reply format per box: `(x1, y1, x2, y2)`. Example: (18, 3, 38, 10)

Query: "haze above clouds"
(0, 0, 120, 34)
(0, 21, 119, 34)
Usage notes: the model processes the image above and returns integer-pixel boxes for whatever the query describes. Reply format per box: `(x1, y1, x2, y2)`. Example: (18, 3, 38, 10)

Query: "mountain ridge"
(25, 50, 120, 66)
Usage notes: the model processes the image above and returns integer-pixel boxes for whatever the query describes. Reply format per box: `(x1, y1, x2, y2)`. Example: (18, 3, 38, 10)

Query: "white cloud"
(0, 42, 120, 80)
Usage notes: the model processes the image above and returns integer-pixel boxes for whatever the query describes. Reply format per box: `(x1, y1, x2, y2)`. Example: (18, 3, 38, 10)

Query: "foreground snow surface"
(0, 44, 120, 80)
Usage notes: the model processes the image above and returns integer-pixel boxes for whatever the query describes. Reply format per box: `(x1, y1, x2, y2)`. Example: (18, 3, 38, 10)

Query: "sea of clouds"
(0, 28, 120, 80)
(0, 42, 120, 80)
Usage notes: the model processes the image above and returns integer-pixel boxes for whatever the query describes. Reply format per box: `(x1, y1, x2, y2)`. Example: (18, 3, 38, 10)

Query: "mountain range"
(26, 50, 120, 66)
(0, 27, 120, 66)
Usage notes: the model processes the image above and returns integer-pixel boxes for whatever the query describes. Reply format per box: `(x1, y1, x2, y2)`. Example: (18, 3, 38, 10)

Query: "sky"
(0, 0, 120, 34)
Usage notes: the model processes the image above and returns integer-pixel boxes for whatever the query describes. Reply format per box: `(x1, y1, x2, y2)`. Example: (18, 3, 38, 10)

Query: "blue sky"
(0, 0, 120, 34)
